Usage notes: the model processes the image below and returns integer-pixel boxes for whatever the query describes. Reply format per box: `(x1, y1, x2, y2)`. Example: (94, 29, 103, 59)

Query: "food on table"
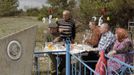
(47, 44, 56, 50)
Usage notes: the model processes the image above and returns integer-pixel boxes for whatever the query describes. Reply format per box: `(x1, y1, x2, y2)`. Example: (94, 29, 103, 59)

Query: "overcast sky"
(18, 0, 79, 11)
(18, 0, 48, 11)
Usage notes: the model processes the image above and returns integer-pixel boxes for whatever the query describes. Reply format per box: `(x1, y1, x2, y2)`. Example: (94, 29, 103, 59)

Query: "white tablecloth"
(43, 44, 98, 55)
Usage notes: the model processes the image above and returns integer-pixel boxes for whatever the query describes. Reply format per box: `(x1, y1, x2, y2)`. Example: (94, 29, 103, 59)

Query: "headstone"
(0, 21, 37, 75)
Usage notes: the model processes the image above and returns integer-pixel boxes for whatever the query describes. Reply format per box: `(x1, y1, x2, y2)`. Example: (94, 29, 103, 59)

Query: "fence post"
(65, 39, 70, 75)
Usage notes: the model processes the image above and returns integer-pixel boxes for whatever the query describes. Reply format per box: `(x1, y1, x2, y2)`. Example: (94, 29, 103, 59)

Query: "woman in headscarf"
(107, 28, 133, 75)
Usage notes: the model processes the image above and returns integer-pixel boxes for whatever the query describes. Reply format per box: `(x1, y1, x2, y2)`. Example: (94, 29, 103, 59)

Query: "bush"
(26, 8, 40, 16)
(37, 14, 44, 21)
(0, 0, 18, 17)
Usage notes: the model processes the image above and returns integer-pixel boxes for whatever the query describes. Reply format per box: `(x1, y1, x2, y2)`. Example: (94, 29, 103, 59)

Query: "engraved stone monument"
(0, 19, 37, 75)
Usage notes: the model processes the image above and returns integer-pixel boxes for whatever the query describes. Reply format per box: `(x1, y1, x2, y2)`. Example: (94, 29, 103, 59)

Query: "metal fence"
(105, 53, 134, 75)
(70, 53, 99, 75)
(34, 39, 134, 75)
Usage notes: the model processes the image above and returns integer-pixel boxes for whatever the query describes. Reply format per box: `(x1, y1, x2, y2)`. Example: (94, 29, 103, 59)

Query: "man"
(45, 21, 59, 42)
(53, 10, 76, 75)
(85, 20, 101, 47)
(53, 10, 76, 43)
(44, 21, 59, 75)
(82, 20, 101, 72)
(95, 23, 115, 75)
(98, 22, 115, 53)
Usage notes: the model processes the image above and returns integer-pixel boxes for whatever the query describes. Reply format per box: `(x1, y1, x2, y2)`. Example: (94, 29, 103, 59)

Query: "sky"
(18, 0, 48, 11)
(18, 0, 79, 11)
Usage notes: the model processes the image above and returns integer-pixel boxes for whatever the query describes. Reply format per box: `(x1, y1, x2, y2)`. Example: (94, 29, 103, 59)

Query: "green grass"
(0, 16, 48, 49)
(0, 16, 50, 75)
(0, 17, 37, 37)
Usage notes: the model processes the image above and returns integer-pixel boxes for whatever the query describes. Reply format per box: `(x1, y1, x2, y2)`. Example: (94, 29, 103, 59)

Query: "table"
(34, 44, 98, 75)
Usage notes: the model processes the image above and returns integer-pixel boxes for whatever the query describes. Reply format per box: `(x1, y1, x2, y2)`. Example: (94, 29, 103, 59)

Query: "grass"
(0, 16, 48, 49)
(0, 16, 49, 75)
(0, 17, 37, 37)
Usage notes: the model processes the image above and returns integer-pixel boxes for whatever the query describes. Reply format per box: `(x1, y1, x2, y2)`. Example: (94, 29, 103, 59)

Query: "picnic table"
(34, 43, 98, 75)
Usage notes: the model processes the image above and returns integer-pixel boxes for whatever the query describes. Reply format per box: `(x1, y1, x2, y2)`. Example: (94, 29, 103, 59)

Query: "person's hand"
(59, 28, 64, 33)
(107, 50, 116, 57)
(92, 48, 98, 51)
(70, 44, 74, 50)
(86, 47, 98, 52)
(53, 37, 60, 43)
(59, 28, 69, 33)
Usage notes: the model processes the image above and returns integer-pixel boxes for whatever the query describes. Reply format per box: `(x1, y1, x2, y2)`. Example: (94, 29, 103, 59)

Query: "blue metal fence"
(65, 39, 71, 75)
(34, 39, 134, 75)
(105, 54, 134, 75)
(65, 39, 99, 75)
(70, 53, 99, 75)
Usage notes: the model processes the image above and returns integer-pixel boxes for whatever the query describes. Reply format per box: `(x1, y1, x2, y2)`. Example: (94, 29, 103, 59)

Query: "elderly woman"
(107, 28, 133, 75)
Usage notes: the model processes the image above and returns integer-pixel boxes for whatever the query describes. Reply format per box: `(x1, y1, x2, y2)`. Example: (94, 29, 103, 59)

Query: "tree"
(47, 0, 76, 17)
(0, 0, 18, 16)
(80, 0, 134, 28)
(37, 6, 50, 20)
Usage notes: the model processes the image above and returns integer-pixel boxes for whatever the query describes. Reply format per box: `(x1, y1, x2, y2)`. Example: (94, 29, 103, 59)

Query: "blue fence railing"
(70, 53, 99, 75)
(65, 39, 71, 75)
(65, 39, 99, 75)
(34, 39, 134, 75)
(105, 54, 134, 75)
